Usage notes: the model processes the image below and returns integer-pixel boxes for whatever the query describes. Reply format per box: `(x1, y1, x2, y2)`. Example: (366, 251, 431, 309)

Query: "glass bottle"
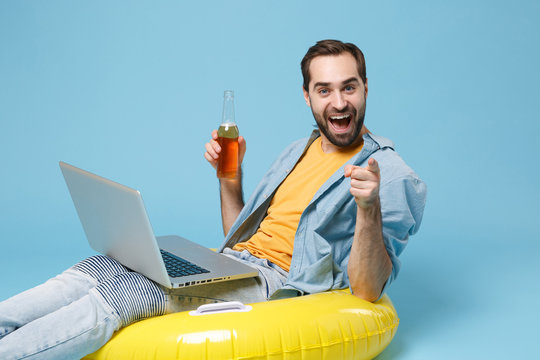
(217, 90, 239, 179)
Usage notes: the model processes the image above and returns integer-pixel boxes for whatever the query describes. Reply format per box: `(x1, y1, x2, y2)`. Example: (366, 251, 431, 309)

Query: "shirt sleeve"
(378, 174, 427, 297)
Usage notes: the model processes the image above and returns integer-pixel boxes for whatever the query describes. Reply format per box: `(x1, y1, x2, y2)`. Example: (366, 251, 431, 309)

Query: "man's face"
(303, 53, 367, 149)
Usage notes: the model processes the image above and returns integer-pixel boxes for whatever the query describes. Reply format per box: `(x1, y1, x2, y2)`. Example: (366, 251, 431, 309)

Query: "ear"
(364, 78, 368, 98)
(303, 86, 311, 107)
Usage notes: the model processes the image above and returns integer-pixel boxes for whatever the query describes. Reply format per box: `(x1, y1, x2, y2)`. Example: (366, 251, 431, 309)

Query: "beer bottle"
(217, 90, 239, 179)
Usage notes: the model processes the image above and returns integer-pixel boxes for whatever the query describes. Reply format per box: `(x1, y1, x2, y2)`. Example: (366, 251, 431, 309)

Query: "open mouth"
(328, 113, 352, 133)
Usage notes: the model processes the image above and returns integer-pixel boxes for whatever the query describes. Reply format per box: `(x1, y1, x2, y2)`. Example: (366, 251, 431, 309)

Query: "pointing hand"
(344, 158, 381, 208)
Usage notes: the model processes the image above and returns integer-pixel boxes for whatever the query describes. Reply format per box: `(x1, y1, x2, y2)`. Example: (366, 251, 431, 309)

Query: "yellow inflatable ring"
(84, 289, 398, 360)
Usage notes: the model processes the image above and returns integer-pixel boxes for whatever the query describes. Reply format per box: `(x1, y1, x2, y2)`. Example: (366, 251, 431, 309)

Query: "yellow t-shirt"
(234, 137, 363, 271)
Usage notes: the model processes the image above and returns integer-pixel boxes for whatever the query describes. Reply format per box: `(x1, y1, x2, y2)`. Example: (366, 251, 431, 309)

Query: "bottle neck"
(222, 94, 235, 125)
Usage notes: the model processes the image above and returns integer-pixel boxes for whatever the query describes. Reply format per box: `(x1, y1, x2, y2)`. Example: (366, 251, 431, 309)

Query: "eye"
(318, 88, 329, 96)
(344, 85, 355, 92)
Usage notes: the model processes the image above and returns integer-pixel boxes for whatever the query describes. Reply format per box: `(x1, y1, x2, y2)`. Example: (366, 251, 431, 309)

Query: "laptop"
(59, 161, 258, 289)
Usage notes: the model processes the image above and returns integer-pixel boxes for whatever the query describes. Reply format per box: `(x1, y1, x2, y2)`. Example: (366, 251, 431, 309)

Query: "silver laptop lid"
(59, 161, 172, 287)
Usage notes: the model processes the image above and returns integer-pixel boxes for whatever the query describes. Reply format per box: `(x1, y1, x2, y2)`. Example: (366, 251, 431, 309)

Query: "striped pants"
(0, 251, 287, 360)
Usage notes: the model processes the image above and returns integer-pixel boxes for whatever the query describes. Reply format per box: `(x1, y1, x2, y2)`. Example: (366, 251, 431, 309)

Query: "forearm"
(347, 199, 392, 302)
(219, 171, 244, 236)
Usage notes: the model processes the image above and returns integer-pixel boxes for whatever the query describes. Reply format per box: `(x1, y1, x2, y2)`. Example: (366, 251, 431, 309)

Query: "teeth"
(330, 114, 349, 120)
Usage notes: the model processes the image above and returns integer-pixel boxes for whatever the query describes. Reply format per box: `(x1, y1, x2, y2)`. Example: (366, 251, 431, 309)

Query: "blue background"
(1, 1, 539, 358)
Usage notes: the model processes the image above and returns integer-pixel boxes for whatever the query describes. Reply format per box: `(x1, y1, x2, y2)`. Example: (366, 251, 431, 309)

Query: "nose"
(331, 91, 347, 111)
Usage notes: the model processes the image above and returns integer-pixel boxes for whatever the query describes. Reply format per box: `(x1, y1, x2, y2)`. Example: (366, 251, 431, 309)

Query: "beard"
(311, 100, 366, 148)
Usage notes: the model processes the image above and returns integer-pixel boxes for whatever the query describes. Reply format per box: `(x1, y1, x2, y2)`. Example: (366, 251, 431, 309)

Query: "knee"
(71, 255, 128, 283)
(94, 272, 166, 327)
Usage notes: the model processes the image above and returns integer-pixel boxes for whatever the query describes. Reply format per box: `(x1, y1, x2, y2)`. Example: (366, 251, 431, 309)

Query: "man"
(207, 39, 425, 302)
(0, 40, 426, 359)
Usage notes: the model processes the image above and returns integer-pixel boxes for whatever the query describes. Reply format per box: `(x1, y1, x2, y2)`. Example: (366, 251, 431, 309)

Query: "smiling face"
(303, 53, 368, 152)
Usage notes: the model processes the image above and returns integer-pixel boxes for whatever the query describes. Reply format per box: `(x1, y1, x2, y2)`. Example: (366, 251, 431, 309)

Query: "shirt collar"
(307, 129, 395, 152)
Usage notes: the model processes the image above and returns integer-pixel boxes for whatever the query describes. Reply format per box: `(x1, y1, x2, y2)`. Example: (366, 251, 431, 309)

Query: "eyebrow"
(312, 77, 360, 89)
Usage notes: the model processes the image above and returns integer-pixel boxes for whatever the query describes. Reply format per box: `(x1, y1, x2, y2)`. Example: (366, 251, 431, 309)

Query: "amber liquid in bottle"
(217, 123, 239, 179)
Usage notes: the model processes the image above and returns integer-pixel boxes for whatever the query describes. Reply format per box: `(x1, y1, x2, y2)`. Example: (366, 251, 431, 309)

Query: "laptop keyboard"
(160, 249, 210, 278)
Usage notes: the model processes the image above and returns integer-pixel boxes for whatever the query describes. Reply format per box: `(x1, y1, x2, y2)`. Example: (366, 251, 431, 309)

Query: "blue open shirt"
(218, 130, 427, 299)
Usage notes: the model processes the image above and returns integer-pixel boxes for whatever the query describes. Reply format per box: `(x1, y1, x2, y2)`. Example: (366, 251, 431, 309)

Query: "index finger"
(367, 158, 380, 174)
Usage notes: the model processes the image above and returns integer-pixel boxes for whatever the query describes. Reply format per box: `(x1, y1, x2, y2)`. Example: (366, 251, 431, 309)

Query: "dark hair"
(301, 39, 367, 91)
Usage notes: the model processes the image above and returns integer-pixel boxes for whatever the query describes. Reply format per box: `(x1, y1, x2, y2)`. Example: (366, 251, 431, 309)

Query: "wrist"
(220, 178, 242, 193)
(356, 197, 381, 219)
(219, 166, 242, 184)
(219, 168, 244, 204)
